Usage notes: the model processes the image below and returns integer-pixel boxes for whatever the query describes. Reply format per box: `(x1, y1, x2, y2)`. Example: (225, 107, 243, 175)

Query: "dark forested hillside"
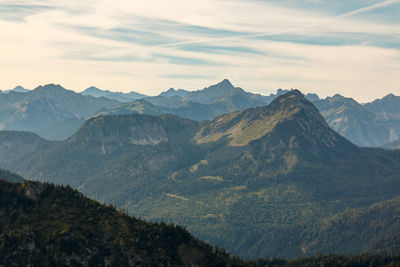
(1, 171, 400, 266)
(0, 169, 24, 183)
(0, 131, 56, 170)
(0, 176, 242, 266)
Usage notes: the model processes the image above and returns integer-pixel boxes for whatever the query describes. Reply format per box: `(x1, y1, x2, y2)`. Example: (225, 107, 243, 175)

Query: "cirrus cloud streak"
(0, 0, 399, 101)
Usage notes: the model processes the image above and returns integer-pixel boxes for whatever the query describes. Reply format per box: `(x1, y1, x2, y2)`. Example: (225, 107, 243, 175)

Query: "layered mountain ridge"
(1, 86, 30, 94)
(99, 80, 400, 147)
(312, 94, 393, 147)
(2, 90, 400, 258)
(81, 86, 147, 102)
(0, 84, 121, 140)
(2, 80, 400, 146)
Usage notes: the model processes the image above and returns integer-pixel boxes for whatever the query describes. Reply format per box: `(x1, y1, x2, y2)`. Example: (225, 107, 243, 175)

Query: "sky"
(0, 0, 399, 101)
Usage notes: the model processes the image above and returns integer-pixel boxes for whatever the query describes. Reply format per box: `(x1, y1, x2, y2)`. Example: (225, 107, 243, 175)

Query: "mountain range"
(1, 80, 399, 147)
(81, 86, 147, 102)
(0, 84, 120, 140)
(99, 80, 400, 147)
(1, 86, 30, 94)
(311, 94, 393, 147)
(2, 90, 400, 259)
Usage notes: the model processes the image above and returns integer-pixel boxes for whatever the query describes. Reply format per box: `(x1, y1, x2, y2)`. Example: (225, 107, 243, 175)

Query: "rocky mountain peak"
(267, 89, 326, 125)
(34, 84, 67, 94)
(159, 88, 189, 98)
(375, 93, 398, 103)
(216, 79, 234, 88)
(183, 79, 246, 105)
(83, 86, 102, 93)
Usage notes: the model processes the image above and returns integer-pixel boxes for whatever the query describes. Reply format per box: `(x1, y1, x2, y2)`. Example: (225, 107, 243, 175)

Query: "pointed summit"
(267, 89, 327, 126)
(216, 79, 234, 88)
(269, 89, 305, 107)
(159, 88, 189, 98)
(81, 86, 109, 97)
(83, 86, 103, 93)
(183, 79, 253, 106)
(365, 92, 400, 123)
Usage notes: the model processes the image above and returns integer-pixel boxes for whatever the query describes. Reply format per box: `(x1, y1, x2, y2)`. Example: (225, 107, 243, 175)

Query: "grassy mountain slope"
(3, 91, 400, 259)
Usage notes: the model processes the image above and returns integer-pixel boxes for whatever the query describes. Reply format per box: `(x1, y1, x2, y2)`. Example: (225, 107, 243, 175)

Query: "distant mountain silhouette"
(2, 86, 30, 93)
(1, 80, 399, 147)
(312, 94, 391, 147)
(0, 84, 121, 140)
(81, 86, 147, 102)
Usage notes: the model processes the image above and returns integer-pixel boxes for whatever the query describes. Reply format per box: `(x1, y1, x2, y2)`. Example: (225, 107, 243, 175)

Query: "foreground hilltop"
(2, 90, 400, 258)
(0, 172, 241, 266)
(2, 171, 400, 266)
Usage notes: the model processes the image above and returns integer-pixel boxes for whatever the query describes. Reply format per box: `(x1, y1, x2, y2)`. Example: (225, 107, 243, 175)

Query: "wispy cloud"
(0, 0, 399, 101)
(337, 0, 400, 18)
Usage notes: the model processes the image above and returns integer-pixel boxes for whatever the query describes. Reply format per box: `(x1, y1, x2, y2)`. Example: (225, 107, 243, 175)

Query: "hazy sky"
(0, 0, 399, 101)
